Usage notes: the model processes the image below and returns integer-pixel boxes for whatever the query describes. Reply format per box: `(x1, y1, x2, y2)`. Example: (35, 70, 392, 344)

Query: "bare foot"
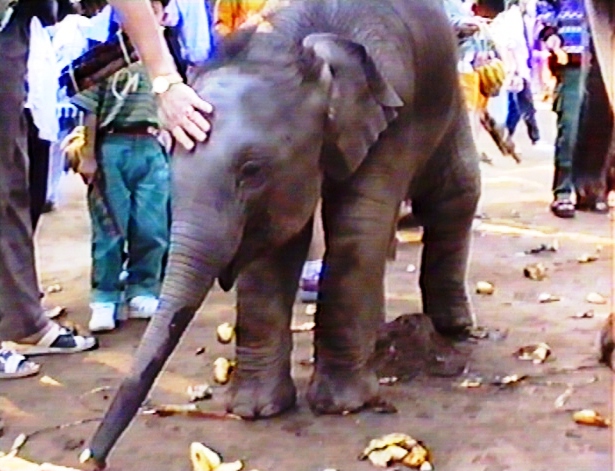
(306, 367, 379, 415)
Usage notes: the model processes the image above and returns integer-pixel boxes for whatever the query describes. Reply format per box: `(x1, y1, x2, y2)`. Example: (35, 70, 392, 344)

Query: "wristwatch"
(151, 73, 183, 95)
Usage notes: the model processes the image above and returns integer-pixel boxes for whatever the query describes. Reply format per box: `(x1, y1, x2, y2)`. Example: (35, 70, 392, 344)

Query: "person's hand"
(157, 83, 213, 150)
(456, 22, 480, 39)
(240, 13, 265, 29)
(77, 153, 97, 185)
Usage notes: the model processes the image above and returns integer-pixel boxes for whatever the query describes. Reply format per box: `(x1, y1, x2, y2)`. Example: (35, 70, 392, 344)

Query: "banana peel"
(359, 433, 432, 469)
(0, 454, 81, 471)
(190, 442, 243, 471)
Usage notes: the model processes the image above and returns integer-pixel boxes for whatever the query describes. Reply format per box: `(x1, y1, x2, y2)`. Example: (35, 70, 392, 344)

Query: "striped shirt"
(71, 62, 159, 130)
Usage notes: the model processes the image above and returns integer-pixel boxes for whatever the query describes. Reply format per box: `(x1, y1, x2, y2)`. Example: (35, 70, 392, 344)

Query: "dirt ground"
(1, 107, 614, 471)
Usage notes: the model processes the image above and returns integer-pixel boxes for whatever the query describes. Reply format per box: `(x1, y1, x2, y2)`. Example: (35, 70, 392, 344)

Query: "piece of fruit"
(213, 357, 235, 385)
(190, 442, 222, 471)
(216, 323, 235, 344)
(586, 292, 607, 305)
(523, 263, 547, 281)
(572, 409, 611, 428)
(514, 343, 551, 364)
(476, 281, 495, 295)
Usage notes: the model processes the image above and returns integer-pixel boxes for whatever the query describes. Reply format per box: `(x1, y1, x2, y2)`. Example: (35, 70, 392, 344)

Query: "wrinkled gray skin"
(86, 0, 480, 465)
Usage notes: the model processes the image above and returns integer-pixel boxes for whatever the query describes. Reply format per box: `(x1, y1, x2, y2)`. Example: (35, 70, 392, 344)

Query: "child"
(71, 0, 171, 332)
(214, 0, 288, 36)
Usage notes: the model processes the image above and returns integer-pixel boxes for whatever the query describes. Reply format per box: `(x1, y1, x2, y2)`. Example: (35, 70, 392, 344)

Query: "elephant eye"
(240, 161, 262, 178)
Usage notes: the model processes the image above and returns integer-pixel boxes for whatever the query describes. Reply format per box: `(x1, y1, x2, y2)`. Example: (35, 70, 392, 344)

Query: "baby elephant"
(83, 0, 480, 467)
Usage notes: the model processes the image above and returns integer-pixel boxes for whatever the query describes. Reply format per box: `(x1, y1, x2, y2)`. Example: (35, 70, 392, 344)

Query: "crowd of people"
(0, 0, 610, 394)
(446, 0, 612, 217)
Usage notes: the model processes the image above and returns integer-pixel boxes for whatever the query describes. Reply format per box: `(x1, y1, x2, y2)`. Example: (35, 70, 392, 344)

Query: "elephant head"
(83, 30, 402, 468)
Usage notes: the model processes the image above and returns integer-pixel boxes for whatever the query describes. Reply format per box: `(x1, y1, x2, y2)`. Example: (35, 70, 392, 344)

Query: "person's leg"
(124, 135, 171, 317)
(0, 19, 96, 360)
(46, 140, 66, 210)
(87, 135, 132, 331)
(0, 20, 48, 342)
(505, 91, 522, 138)
(551, 67, 584, 217)
(518, 79, 541, 143)
(25, 109, 51, 232)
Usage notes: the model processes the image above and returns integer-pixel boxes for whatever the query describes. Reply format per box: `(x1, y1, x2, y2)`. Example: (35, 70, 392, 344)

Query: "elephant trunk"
(83, 217, 236, 469)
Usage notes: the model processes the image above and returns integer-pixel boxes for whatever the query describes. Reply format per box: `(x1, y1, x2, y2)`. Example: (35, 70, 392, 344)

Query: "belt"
(105, 124, 159, 137)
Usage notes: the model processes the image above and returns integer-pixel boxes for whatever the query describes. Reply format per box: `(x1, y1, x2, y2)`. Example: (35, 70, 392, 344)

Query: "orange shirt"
(214, 0, 269, 36)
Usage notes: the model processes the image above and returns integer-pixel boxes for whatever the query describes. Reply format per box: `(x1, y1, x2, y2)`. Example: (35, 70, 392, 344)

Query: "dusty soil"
(1, 108, 613, 471)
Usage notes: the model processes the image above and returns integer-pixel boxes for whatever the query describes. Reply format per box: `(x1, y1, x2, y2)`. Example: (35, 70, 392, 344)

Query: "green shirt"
(71, 62, 159, 130)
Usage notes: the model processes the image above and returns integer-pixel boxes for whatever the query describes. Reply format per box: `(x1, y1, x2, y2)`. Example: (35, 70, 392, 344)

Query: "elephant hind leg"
(226, 221, 313, 419)
(411, 117, 481, 337)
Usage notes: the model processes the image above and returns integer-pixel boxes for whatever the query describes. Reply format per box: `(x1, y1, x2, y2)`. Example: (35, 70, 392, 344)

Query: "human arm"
(79, 113, 98, 184)
(107, 0, 213, 150)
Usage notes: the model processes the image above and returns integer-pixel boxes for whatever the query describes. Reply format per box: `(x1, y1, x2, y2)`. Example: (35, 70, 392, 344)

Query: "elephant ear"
(302, 33, 404, 181)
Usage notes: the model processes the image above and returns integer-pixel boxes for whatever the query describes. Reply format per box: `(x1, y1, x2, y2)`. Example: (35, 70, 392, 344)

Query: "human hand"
(157, 83, 213, 150)
(77, 153, 97, 185)
(240, 13, 265, 29)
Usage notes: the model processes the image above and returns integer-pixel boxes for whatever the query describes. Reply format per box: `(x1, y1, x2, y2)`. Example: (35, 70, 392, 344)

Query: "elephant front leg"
(306, 193, 395, 415)
(226, 225, 311, 419)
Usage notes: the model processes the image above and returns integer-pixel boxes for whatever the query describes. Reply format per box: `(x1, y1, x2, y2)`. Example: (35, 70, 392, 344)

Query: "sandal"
(550, 198, 575, 218)
(3, 323, 98, 356)
(0, 349, 40, 379)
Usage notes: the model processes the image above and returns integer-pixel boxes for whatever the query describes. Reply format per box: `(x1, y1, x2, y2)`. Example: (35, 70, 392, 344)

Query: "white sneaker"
(533, 140, 554, 152)
(89, 302, 117, 332)
(127, 296, 159, 319)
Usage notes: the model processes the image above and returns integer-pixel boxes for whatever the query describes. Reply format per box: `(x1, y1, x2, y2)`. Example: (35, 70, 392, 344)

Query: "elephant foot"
(225, 368, 297, 420)
(424, 298, 476, 339)
(306, 367, 379, 415)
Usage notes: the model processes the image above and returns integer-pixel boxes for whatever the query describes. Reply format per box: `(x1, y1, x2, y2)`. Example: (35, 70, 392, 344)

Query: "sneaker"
(127, 296, 159, 319)
(299, 260, 323, 303)
(89, 302, 117, 332)
(533, 140, 554, 152)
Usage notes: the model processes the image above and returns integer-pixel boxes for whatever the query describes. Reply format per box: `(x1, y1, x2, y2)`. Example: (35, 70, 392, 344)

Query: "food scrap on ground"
(213, 358, 236, 385)
(572, 410, 611, 428)
(571, 310, 594, 319)
(475, 281, 495, 295)
(291, 321, 315, 333)
(188, 384, 214, 402)
(538, 293, 560, 303)
(216, 323, 235, 344)
(523, 263, 547, 281)
(142, 404, 239, 420)
(524, 241, 558, 254)
(39, 376, 63, 387)
(586, 292, 607, 305)
(514, 343, 551, 364)
(190, 442, 244, 471)
(577, 254, 599, 263)
(305, 304, 317, 316)
(359, 433, 433, 470)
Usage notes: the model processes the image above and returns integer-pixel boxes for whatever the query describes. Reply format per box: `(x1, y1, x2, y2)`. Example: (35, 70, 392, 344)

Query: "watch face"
(153, 77, 168, 94)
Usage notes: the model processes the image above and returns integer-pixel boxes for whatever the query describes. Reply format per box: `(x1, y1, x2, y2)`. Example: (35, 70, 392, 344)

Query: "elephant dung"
(370, 313, 469, 381)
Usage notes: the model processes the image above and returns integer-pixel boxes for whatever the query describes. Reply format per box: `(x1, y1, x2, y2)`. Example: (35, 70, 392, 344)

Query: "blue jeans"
(506, 78, 540, 143)
(88, 133, 170, 304)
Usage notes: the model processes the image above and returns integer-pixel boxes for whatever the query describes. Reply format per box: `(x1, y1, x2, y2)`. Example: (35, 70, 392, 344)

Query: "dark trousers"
(553, 67, 585, 196)
(572, 41, 614, 205)
(0, 19, 47, 341)
(25, 109, 51, 232)
(506, 78, 540, 143)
